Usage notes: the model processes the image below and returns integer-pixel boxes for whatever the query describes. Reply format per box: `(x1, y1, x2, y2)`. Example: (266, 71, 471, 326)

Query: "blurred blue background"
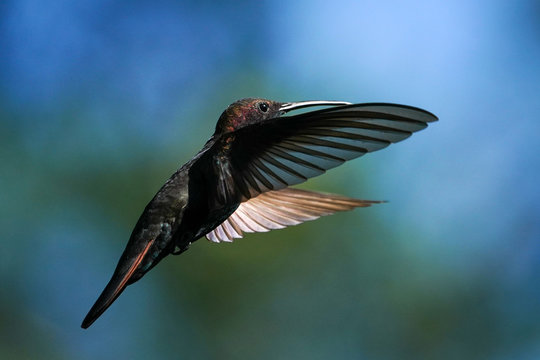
(1, 0, 539, 359)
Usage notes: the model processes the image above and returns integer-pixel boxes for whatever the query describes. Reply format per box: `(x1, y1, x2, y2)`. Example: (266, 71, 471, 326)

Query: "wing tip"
(338, 102, 438, 123)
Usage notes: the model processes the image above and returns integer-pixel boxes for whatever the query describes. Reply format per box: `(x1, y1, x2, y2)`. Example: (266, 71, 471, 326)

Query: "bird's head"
(215, 98, 352, 134)
(215, 98, 281, 134)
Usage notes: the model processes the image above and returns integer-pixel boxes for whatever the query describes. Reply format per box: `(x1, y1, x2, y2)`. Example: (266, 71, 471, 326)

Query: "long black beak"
(279, 100, 352, 113)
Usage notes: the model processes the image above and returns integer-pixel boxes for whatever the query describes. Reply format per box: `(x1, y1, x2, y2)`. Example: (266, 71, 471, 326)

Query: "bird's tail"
(81, 237, 156, 329)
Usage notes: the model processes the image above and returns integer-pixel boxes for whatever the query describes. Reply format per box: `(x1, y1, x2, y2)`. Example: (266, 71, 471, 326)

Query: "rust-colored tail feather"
(81, 239, 154, 329)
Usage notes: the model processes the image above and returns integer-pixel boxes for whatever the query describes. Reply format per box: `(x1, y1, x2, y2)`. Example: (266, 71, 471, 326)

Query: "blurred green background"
(1, 0, 540, 359)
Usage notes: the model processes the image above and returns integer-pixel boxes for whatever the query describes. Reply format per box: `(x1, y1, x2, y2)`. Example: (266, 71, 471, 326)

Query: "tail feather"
(81, 238, 155, 329)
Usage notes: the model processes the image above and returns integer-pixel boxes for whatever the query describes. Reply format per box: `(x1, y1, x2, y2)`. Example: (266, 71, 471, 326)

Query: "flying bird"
(81, 98, 437, 328)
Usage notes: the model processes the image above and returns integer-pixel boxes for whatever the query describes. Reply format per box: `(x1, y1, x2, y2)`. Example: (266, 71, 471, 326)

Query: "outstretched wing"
(212, 103, 437, 203)
(206, 187, 382, 243)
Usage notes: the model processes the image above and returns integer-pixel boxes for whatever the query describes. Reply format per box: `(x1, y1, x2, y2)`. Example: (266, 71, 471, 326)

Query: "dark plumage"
(81, 98, 437, 328)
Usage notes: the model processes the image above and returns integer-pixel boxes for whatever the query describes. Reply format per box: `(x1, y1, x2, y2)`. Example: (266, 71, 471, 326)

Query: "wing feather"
(209, 103, 437, 204)
(205, 188, 383, 243)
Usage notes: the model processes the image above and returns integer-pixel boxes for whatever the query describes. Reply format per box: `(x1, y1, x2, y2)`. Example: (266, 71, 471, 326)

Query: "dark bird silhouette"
(81, 98, 437, 328)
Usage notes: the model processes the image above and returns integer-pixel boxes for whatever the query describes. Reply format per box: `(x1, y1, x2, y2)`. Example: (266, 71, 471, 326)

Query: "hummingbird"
(81, 98, 437, 328)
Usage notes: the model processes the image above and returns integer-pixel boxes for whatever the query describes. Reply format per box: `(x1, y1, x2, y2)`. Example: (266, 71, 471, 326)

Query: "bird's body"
(82, 98, 437, 328)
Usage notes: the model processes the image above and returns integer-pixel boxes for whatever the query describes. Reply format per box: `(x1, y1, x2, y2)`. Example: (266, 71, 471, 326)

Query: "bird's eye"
(258, 102, 269, 112)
